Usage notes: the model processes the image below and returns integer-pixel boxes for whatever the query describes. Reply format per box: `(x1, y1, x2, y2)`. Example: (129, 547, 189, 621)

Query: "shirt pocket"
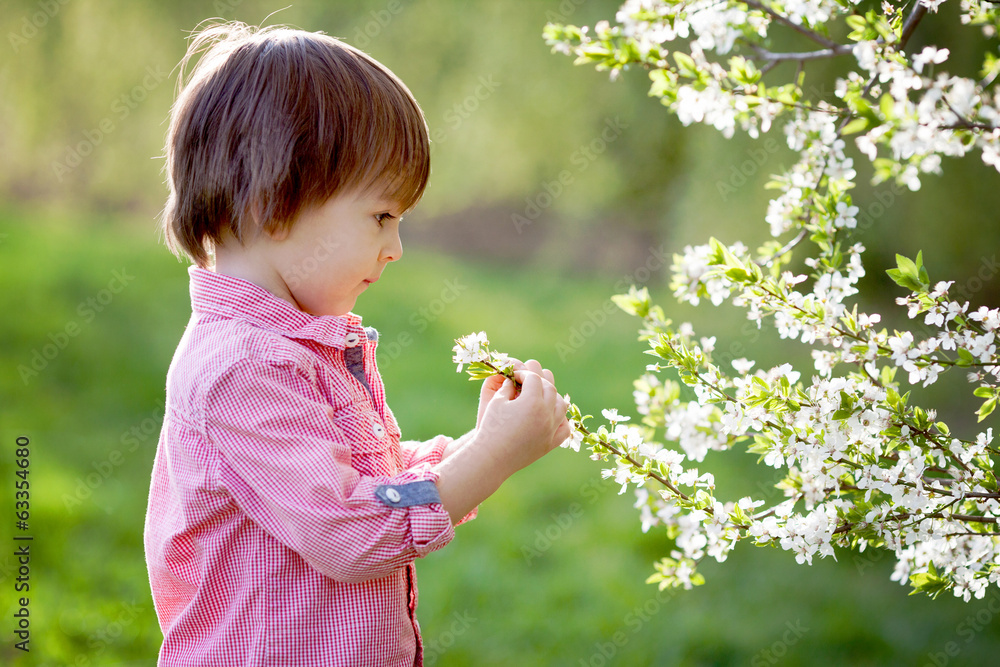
(329, 403, 399, 475)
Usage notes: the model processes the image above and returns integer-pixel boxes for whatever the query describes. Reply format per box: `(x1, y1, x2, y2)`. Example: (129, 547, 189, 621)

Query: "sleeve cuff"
(378, 469, 454, 557)
(375, 480, 442, 507)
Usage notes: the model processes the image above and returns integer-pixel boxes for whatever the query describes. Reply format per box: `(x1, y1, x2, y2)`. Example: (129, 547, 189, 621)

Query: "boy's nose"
(382, 230, 402, 262)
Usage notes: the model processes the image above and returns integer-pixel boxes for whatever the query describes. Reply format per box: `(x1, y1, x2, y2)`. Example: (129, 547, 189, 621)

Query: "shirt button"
(344, 332, 361, 347)
(386, 488, 401, 503)
(372, 423, 385, 439)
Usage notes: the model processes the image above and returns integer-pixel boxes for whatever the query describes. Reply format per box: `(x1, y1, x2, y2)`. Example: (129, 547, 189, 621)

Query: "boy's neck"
(213, 239, 303, 312)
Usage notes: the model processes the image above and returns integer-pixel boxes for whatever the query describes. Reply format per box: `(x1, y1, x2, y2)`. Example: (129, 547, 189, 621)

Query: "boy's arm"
(397, 429, 473, 470)
(399, 431, 477, 524)
(204, 357, 456, 584)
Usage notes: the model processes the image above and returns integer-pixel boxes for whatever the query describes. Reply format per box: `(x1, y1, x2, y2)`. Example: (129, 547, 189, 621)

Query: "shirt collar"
(188, 266, 368, 350)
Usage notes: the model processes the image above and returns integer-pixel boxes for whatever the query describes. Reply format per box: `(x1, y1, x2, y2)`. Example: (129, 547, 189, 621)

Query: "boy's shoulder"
(168, 312, 324, 397)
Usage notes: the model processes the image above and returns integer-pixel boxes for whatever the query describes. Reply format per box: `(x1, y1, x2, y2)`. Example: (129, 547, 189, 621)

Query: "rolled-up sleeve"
(399, 436, 450, 470)
(203, 357, 455, 584)
(400, 434, 479, 526)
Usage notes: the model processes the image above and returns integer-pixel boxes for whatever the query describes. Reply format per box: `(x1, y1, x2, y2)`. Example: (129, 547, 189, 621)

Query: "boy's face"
(271, 188, 404, 317)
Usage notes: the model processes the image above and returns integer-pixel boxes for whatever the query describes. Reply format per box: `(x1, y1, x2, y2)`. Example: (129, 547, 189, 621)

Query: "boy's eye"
(375, 212, 395, 227)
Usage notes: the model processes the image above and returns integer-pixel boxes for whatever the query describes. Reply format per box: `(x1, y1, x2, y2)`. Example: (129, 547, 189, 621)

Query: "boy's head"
(162, 21, 430, 268)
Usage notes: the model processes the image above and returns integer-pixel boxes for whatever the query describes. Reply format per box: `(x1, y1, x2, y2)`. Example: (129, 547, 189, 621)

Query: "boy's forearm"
(433, 436, 506, 525)
(441, 429, 475, 460)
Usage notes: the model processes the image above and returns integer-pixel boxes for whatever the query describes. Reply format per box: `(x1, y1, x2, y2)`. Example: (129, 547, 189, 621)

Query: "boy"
(144, 21, 570, 667)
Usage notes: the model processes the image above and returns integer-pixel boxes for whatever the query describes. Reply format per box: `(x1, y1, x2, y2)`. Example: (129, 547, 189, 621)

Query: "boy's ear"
(250, 200, 291, 242)
(267, 225, 291, 242)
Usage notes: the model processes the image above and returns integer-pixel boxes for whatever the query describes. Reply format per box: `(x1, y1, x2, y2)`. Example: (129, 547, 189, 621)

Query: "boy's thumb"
(495, 378, 515, 400)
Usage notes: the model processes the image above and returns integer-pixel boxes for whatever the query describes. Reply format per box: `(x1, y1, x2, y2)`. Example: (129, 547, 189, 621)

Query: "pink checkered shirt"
(144, 266, 461, 666)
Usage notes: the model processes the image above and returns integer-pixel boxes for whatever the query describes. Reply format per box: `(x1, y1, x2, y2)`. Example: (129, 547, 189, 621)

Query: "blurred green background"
(2, 0, 1000, 665)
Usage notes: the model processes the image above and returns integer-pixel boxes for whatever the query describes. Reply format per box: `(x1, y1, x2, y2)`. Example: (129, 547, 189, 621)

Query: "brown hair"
(161, 21, 430, 267)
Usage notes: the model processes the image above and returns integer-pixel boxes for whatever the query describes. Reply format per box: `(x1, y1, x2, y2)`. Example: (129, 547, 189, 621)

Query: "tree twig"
(742, 0, 838, 49)
(750, 43, 854, 63)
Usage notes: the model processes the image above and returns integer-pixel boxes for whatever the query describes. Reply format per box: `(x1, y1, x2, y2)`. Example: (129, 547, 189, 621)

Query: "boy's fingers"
(555, 420, 572, 444)
(512, 370, 542, 396)
(523, 359, 544, 376)
(492, 378, 515, 400)
(513, 362, 557, 394)
(481, 373, 507, 395)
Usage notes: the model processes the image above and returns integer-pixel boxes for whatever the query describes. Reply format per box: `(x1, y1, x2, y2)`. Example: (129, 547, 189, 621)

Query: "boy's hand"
(476, 359, 554, 427)
(476, 366, 570, 475)
(435, 359, 570, 524)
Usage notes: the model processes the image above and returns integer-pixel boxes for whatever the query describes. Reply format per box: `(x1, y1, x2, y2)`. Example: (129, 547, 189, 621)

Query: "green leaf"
(915, 251, 930, 286)
(612, 286, 651, 318)
(909, 570, 950, 599)
(845, 14, 867, 31)
(879, 93, 895, 120)
(673, 52, 697, 78)
(895, 253, 918, 277)
(725, 266, 751, 282)
(841, 117, 870, 135)
(958, 348, 978, 367)
(978, 398, 997, 422)
(887, 253, 929, 292)
(886, 269, 924, 292)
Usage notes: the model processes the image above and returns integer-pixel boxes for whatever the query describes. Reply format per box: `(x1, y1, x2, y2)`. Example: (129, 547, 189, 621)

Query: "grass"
(2, 208, 1000, 665)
